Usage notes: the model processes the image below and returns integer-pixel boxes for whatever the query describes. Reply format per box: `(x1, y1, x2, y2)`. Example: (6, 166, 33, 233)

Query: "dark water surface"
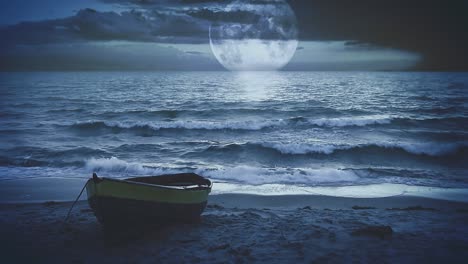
(0, 71, 467, 189)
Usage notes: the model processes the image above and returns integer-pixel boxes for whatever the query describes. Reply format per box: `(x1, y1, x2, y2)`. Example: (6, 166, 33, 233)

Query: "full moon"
(209, 0, 298, 71)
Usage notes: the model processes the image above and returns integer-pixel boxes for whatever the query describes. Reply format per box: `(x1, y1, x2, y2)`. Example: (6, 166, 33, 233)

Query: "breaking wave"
(306, 115, 393, 127)
(83, 157, 359, 185)
(65, 115, 394, 132)
(85, 157, 177, 175)
(64, 116, 467, 134)
(69, 119, 286, 131)
(207, 141, 468, 157)
(198, 166, 360, 185)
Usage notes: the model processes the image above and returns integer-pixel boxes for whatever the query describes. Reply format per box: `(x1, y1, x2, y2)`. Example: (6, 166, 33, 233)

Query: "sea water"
(0, 71, 467, 192)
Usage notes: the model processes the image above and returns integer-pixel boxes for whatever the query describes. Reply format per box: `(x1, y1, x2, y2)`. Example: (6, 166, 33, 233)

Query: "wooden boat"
(86, 172, 212, 227)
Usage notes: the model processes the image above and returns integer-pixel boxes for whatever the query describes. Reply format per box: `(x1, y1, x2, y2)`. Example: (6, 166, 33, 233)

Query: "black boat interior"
(125, 173, 211, 187)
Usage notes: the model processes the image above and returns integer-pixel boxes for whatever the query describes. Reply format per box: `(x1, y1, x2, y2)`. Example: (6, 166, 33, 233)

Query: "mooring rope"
(64, 180, 89, 222)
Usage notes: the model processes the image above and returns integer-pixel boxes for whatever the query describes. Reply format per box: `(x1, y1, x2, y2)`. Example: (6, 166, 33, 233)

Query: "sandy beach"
(2, 193, 468, 264)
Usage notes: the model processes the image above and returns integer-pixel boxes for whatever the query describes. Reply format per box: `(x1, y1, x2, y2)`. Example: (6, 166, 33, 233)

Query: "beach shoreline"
(2, 193, 468, 263)
(2, 177, 468, 204)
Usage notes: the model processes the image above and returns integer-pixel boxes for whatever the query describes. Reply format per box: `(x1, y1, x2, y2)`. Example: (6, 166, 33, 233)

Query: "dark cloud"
(185, 50, 204, 55)
(99, 0, 224, 7)
(1, 0, 467, 70)
(0, 0, 297, 47)
(289, 0, 468, 70)
(0, 42, 219, 71)
(188, 9, 261, 23)
(0, 8, 210, 47)
(207, 1, 298, 41)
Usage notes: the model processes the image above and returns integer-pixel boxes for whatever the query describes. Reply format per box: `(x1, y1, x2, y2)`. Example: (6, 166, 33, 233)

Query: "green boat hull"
(86, 173, 212, 226)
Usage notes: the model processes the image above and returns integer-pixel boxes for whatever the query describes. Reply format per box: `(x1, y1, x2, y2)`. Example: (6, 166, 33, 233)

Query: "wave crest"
(67, 115, 402, 132)
(85, 157, 173, 175)
(199, 166, 359, 185)
(71, 119, 286, 131)
(307, 115, 393, 127)
(248, 141, 467, 157)
(82, 159, 360, 185)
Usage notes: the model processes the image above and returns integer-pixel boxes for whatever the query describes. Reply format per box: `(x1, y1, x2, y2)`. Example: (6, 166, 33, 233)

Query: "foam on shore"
(1, 177, 467, 203)
(211, 182, 468, 202)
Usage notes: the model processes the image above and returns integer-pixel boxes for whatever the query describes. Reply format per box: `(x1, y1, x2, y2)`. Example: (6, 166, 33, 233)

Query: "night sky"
(1, 0, 467, 71)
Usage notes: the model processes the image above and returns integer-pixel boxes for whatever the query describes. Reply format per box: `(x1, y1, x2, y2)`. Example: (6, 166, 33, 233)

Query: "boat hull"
(85, 174, 211, 227)
(88, 196, 207, 227)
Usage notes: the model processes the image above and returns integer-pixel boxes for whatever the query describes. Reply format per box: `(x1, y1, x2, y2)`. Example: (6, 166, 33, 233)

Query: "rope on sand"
(64, 180, 89, 222)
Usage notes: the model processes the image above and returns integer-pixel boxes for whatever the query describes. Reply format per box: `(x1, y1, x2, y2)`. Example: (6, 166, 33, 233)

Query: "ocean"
(0, 71, 467, 192)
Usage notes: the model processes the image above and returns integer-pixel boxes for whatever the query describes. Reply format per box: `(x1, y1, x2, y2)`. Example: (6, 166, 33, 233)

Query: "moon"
(209, 0, 298, 71)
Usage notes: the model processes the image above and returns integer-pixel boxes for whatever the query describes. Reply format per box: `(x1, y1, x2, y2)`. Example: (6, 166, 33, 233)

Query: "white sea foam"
(259, 141, 466, 156)
(198, 165, 359, 185)
(86, 157, 147, 173)
(260, 142, 345, 155)
(84, 157, 174, 175)
(72, 115, 397, 131)
(211, 182, 468, 202)
(146, 119, 286, 130)
(83, 159, 359, 185)
(74, 119, 286, 131)
(376, 142, 467, 156)
(307, 115, 393, 127)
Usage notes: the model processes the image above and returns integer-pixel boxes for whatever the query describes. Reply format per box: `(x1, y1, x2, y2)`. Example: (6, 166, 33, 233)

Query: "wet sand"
(1, 194, 468, 263)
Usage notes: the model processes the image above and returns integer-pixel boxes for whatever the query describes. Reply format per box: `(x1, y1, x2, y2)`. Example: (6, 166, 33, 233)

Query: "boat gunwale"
(96, 176, 213, 191)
